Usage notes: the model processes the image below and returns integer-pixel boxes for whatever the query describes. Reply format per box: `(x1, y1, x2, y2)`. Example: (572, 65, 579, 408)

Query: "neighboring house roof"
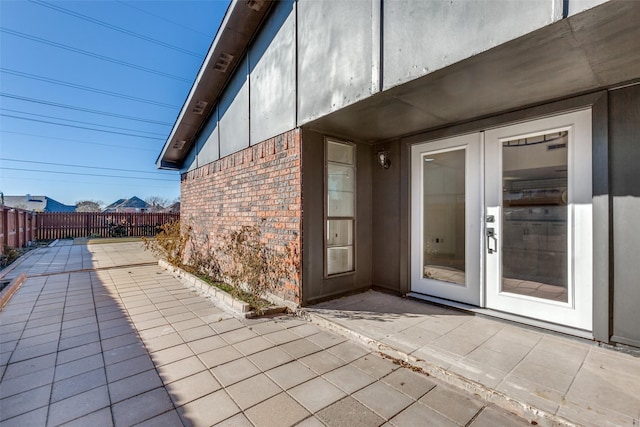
(118, 196, 149, 209)
(103, 196, 150, 212)
(2, 195, 76, 212)
(163, 202, 180, 213)
(103, 198, 126, 211)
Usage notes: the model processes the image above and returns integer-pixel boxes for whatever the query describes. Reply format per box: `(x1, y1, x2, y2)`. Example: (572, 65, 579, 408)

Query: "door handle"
(487, 227, 497, 254)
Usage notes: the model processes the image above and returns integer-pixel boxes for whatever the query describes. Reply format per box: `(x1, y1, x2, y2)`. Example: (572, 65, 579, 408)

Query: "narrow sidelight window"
(325, 139, 355, 276)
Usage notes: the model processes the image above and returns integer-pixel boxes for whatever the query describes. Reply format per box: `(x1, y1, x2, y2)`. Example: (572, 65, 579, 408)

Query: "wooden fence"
(37, 212, 179, 240)
(1, 207, 37, 255)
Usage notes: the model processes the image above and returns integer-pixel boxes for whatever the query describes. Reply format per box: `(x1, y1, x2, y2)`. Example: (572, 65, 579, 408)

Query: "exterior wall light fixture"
(377, 150, 391, 169)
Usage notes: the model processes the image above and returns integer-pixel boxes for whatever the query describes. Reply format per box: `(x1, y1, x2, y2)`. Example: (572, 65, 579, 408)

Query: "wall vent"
(547, 143, 567, 151)
(172, 140, 187, 150)
(247, 0, 265, 12)
(214, 53, 234, 72)
(192, 101, 208, 115)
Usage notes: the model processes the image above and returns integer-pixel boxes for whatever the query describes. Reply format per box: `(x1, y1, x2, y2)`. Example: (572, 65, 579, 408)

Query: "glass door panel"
(423, 150, 466, 286)
(411, 133, 482, 306)
(501, 131, 568, 302)
(485, 110, 593, 331)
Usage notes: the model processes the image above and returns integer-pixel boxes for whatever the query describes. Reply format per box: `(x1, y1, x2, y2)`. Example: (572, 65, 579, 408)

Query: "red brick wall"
(181, 129, 302, 305)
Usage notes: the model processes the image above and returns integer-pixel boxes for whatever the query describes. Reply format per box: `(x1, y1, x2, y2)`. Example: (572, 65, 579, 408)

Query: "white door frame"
(409, 109, 593, 332)
(484, 109, 593, 331)
(410, 133, 483, 306)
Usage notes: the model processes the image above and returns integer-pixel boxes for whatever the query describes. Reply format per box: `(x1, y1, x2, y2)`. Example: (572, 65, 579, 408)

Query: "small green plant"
(142, 219, 190, 267)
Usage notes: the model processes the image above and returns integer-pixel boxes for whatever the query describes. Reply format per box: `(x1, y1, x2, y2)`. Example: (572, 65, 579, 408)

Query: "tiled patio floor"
(303, 291, 640, 427)
(0, 240, 528, 427)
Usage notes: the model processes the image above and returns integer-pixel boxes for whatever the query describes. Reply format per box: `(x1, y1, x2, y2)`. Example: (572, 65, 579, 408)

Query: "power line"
(116, 1, 213, 39)
(0, 27, 192, 83)
(1, 167, 176, 182)
(0, 68, 179, 109)
(1, 108, 166, 136)
(0, 175, 176, 188)
(30, 0, 203, 58)
(1, 158, 173, 176)
(0, 114, 165, 141)
(0, 130, 156, 152)
(0, 93, 172, 126)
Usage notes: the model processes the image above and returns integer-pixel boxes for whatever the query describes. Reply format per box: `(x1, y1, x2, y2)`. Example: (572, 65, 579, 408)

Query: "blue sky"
(0, 0, 228, 207)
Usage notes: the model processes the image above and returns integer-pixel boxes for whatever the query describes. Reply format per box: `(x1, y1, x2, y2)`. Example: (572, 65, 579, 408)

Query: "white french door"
(410, 133, 482, 306)
(484, 109, 593, 331)
(411, 109, 593, 331)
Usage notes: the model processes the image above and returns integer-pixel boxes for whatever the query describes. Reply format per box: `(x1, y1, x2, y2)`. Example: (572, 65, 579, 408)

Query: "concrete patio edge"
(298, 308, 578, 427)
(0, 272, 27, 310)
(0, 243, 43, 281)
(158, 260, 288, 318)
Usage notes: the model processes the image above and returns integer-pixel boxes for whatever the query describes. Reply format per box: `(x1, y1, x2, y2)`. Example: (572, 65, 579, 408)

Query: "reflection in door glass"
(502, 131, 568, 302)
(423, 150, 465, 285)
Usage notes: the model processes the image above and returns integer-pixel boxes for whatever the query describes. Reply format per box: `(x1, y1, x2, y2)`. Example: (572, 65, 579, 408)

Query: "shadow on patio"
(0, 239, 212, 426)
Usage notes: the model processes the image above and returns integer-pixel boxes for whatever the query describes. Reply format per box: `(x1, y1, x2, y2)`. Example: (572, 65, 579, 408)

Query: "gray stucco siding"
(610, 84, 640, 347)
(182, 141, 198, 172)
(382, 0, 563, 90)
(249, 0, 297, 145)
(568, 0, 609, 16)
(219, 57, 250, 158)
(297, 0, 374, 124)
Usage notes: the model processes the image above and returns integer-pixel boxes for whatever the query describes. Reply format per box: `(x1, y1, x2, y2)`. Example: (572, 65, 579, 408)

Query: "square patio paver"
(266, 361, 317, 390)
(0, 384, 51, 422)
(112, 387, 175, 427)
(248, 347, 294, 371)
(177, 390, 240, 426)
(470, 406, 530, 427)
(219, 327, 259, 345)
(199, 345, 244, 368)
(289, 377, 347, 413)
(57, 407, 113, 427)
(105, 354, 155, 382)
(149, 343, 194, 367)
(0, 367, 54, 399)
(420, 385, 485, 425)
(226, 373, 282, 410)
(326, 341, 370, 363)
(353, 381, 414, 420)
(323, 364, 376, 394)
(211, 357, 261, 387)
(389, 402, 458, 427)
(51, 367, 107, 402)
(382, 367, 437, 400)
(279, 338, 323, 358)
(233, 336, 274, 356)
(166, 370, 221, 407)
(47, 385, 110, 426)
(299, 351, 346, 375)
(245, 392, 310, 427)
(316, 396, 385, 427)
(108, 369, 164, 403)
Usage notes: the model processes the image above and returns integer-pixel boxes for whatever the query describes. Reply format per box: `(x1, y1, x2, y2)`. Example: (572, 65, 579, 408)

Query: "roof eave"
(156, 0, 274, 170)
